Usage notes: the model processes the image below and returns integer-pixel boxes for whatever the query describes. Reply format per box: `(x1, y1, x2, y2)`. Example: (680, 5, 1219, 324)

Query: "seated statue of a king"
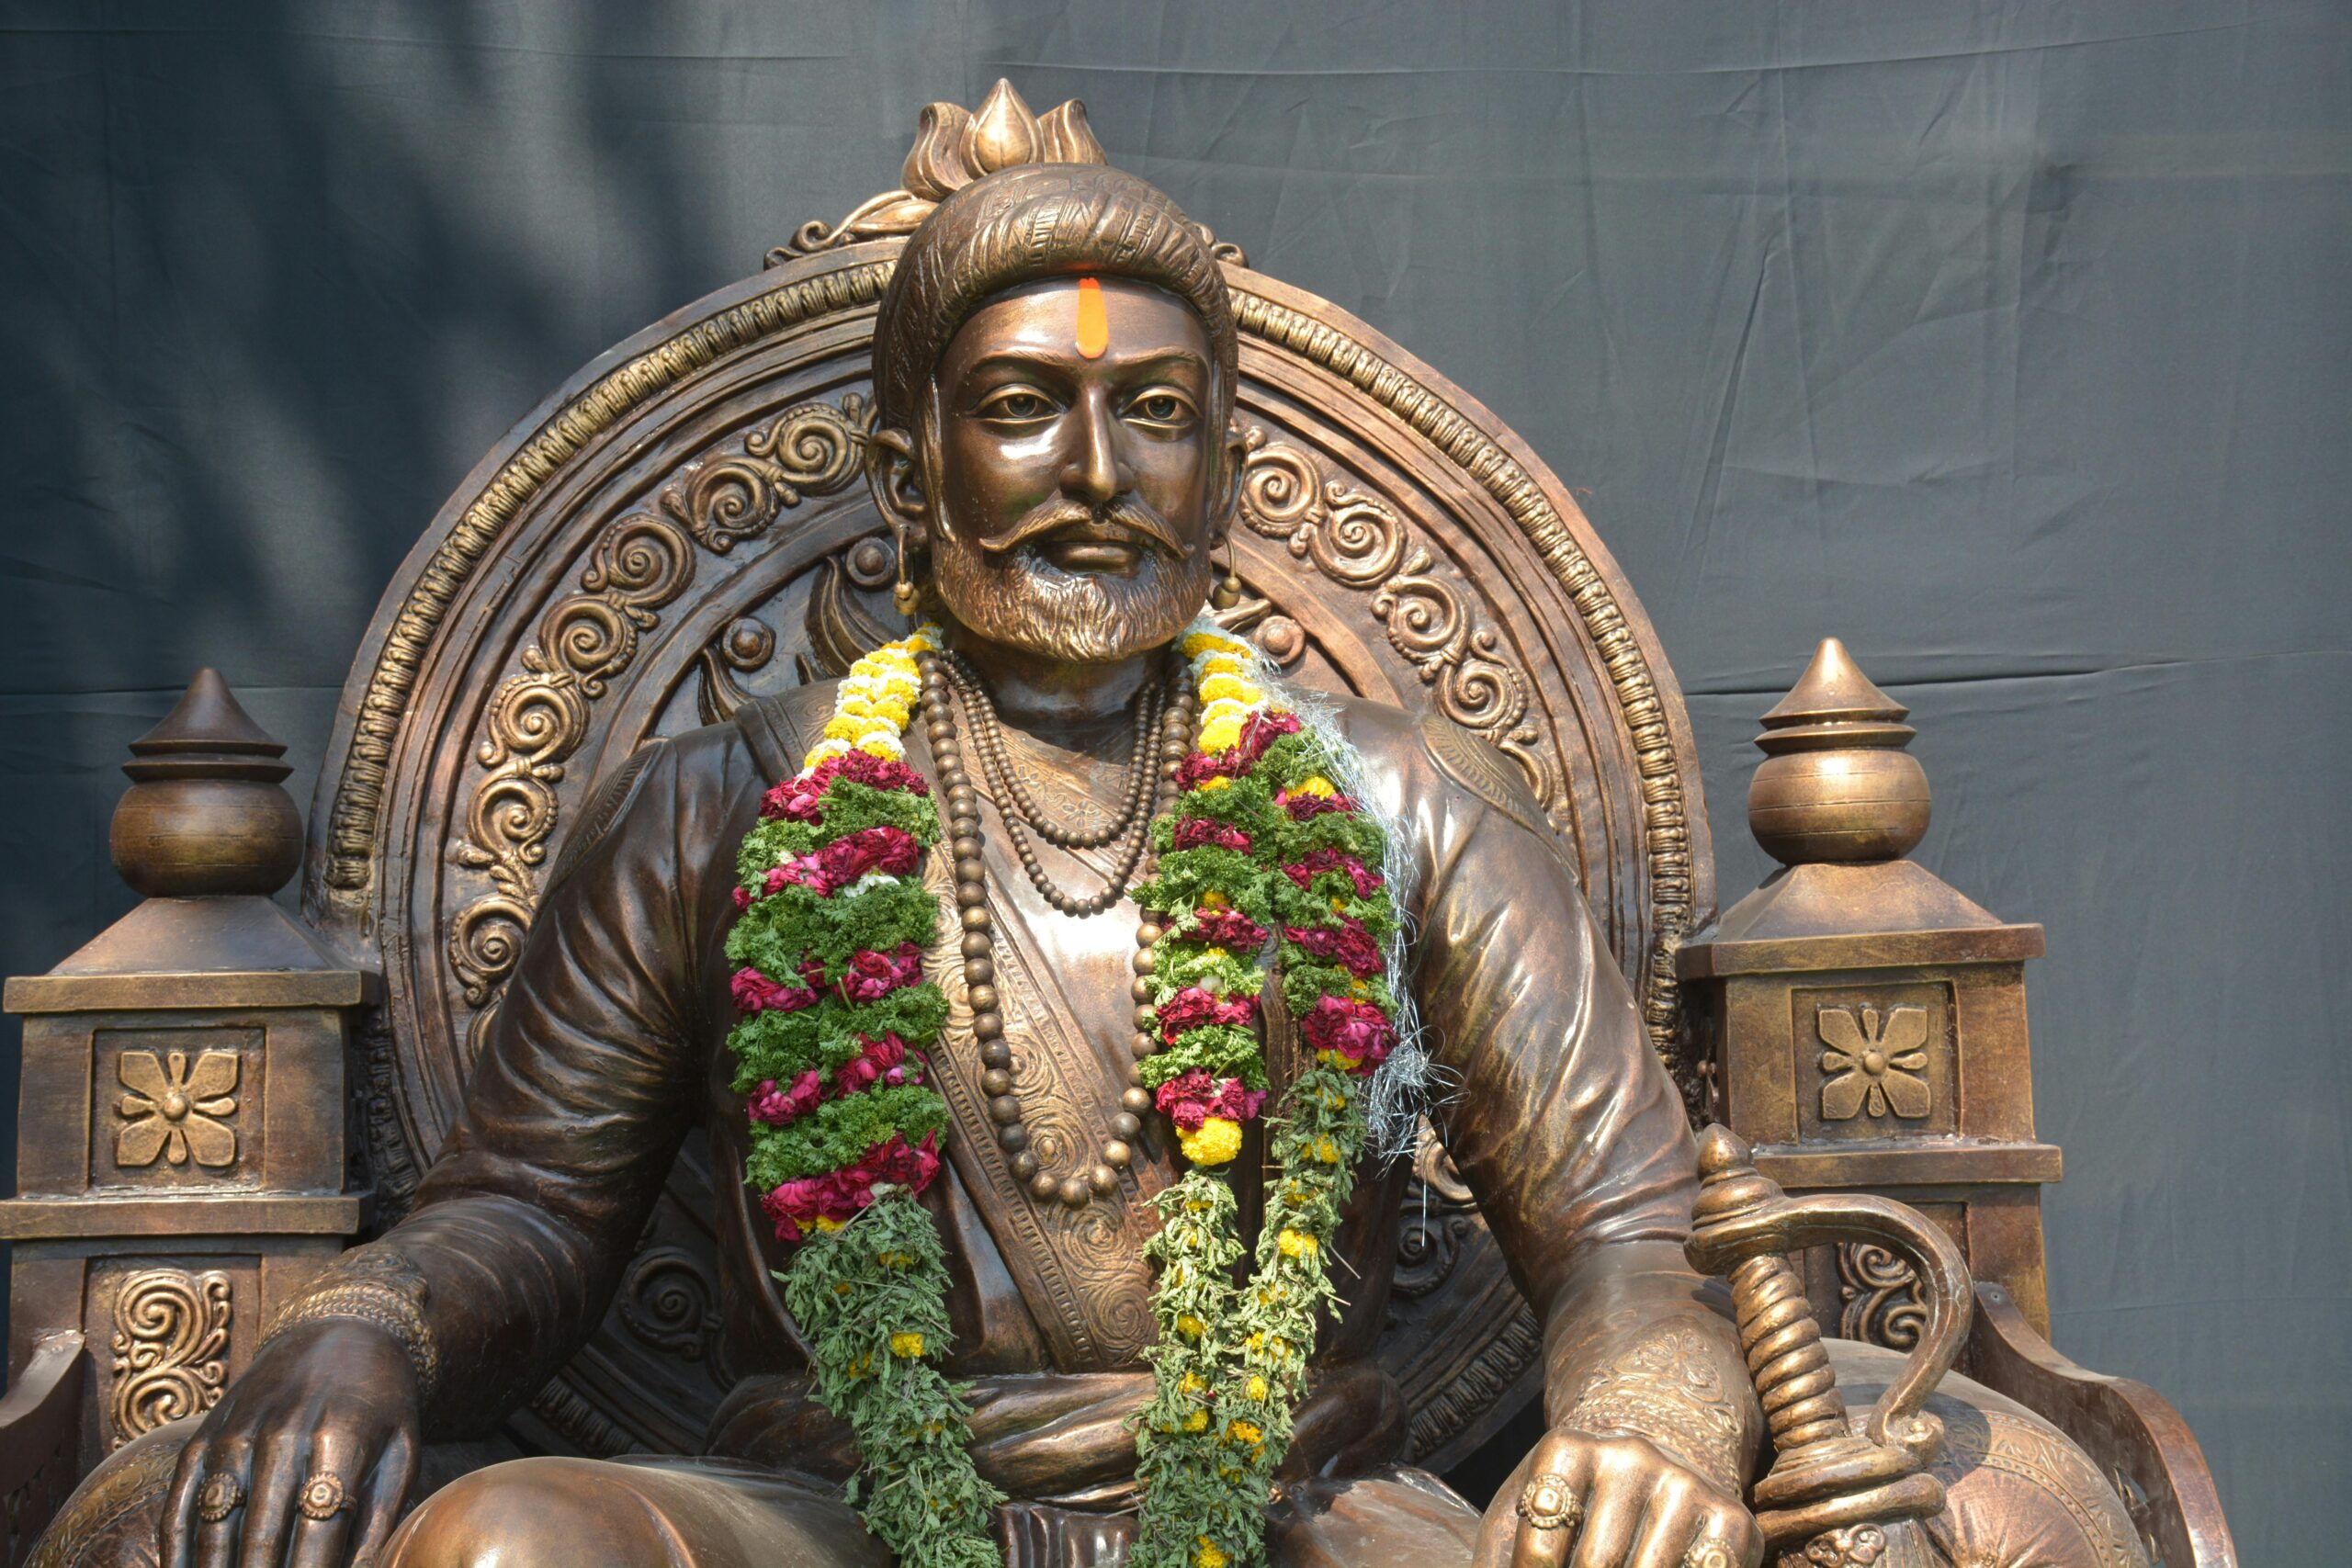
(52, 161, 1771, 1568)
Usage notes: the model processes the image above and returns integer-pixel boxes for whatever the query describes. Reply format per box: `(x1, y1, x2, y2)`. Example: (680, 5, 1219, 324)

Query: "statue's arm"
(273, 731, 720, 1436)
(1395, 712, 1762, 1499)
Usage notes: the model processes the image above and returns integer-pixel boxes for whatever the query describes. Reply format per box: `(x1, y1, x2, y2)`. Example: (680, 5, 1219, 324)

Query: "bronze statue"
(19, 85, 2222, 1568)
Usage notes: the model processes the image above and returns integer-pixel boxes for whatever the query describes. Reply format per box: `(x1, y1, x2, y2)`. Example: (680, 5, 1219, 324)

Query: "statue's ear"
(1212, 416, 1248, 542)
(865, 424, 931, 558)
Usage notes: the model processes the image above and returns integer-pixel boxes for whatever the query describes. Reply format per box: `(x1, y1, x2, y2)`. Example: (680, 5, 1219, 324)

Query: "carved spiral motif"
(1838, 1243, 1928, 1351)
(107, 1269, 232, 1447)
(619, 1247, 722, 1361)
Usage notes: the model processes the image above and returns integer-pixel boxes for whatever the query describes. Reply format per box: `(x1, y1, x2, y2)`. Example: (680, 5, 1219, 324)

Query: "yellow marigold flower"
(854, 732, 906, 761)
(1196, 653, 1251, 680)
(802, 739, 852, 769)
(1246, 1375, 1269, 1402)
(1224, 1419, 1262, 1446)
(1179, 1116, 1243, 1167)
(1200, 946, 1231, 963)
(1196, 775, 1233, 793)
(1311, 1136, 1342, 1163)
(1277, 1228, 1317, 1258)
(1179, 1372, 1206, 1396)
(1200, 890, 1230, 908)
(1183, 1409, 1209, 1433)
(1175, 1313, 1208, 1338)
(1198, 714, 1244, 752)
(811, 1215, 847, 1233)
(1293, 774, 1338, 797)
(1182, 630, 1249, 660)
(821, 714, 867, 743)
(1199, 672, 1261, 705)
(1193, 1536, 1230, 1568)
(889, 1332, 925, 1359)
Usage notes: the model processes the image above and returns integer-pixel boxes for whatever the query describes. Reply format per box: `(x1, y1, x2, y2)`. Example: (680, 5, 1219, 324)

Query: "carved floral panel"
(92, 1028, 262, 1188)
(1789, 982, 1957, 1140)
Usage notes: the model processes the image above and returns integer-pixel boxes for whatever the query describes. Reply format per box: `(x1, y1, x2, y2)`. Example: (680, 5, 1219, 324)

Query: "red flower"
(1301, 995, 1396, 1074)
(832, 1033, 913, 1094)
(836, 942, 925, 1004)
(1189, 908, 1270, 952)
(814, 825, 922, 886)
(1174, 749, 1245, 791)
(1282, 848, 1383, 899)
(1172, 818, 1253, 852)
(747, 1071, 823, 1125)
(760, 751, 929, 823)
(731, 966, 819, 1015)
(732, 886, 753, 913)
(1157, 985, 1261, 1042)
(1283, 917, 1385, 979)
(1280, 790, 1354, 820)
(761, 1132, 943, 1244)
(1237, 709, 1302, 761)
(1153, 1069, 1269, 1133)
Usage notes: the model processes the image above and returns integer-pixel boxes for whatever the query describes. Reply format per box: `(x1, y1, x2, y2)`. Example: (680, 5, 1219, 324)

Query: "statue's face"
(917, 276, 1228, 663)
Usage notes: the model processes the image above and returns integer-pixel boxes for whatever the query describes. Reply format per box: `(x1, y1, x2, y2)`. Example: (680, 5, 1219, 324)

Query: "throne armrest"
(1962, 1282, 2237, 1568)
(0, 1332, 87, 1567)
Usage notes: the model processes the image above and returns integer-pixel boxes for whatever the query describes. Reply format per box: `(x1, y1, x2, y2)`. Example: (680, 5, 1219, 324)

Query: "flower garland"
(723, 622, 1400, 1568)
(1126, 626, 1399, 1568)
(724, 625, 1005, 1567)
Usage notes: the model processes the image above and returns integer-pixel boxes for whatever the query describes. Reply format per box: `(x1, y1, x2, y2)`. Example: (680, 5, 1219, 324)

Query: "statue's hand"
(158, 1318, 421, 1568)
(1493, 1427, 1763, 1568)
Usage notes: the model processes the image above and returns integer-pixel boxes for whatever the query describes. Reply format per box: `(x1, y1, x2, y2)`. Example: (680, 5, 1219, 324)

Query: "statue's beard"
(929, 497, 1214, 664)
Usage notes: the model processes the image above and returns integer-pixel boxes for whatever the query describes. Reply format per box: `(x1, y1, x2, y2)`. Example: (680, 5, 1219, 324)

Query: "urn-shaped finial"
(109, 669, 301, 897)
(1747, 638, 1930, 866)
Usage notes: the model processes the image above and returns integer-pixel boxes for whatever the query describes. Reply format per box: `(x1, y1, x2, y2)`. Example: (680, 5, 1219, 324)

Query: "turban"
(871, 164, 1238, 434)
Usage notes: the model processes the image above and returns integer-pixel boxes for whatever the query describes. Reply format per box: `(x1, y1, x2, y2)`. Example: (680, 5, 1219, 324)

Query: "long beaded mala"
(723, 621, 1402, 1568)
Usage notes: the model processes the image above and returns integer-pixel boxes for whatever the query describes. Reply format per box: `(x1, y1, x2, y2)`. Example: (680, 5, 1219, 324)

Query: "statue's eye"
(1127, 390, 1195, 427)
(980, 389, 1056, 422)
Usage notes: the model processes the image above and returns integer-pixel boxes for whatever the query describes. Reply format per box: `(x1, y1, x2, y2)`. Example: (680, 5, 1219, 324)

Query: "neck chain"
(914, 649, 1201, 1211)
(937, 651, 1193, 918)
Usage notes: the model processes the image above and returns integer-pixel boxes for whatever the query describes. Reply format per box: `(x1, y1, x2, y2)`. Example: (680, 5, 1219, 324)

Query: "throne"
(2, 84, 2234, 1567)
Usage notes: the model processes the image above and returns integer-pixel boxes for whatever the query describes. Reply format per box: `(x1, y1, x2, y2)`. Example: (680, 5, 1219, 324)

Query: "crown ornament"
(774, 80, 1106, 261)
(773, 79, 1244, 266)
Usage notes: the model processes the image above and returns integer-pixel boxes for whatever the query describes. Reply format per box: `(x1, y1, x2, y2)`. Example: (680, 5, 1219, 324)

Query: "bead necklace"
(914, 649, 1199, 1211)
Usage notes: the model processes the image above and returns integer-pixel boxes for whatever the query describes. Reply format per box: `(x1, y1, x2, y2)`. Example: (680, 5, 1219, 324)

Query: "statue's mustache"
(977, 496, 1186, 558)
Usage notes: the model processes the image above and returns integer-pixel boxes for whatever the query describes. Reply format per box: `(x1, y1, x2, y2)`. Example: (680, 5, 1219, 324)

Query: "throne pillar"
(2, 671, 372, 1471)
(1678, 638, 2060, 1345)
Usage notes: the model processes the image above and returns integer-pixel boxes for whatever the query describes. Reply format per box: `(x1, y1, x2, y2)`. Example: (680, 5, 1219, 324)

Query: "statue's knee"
(383, 1457, 684, 1568)
(29, 1419, 197, 1568)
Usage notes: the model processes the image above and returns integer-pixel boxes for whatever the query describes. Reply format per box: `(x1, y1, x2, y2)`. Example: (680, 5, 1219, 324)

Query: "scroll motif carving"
(325, 259, 892, 894)
(1395, 1119, 1478, 1300)
(618, 1246, 723, 1362)
(447, 395, 867, 1007)
(1836, 1242, 1928, 1350)
(114, 1049, 239, 1168)
(1237, 429, 1563, 826)
(107, 1269, 232, 1447)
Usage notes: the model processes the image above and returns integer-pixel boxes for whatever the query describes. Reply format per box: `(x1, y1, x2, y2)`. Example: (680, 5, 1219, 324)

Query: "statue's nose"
(1060, 385, 1130, 505)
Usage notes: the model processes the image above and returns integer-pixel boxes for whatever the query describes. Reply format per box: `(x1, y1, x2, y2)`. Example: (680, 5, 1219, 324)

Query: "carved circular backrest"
(304, 219, 1712, 1470)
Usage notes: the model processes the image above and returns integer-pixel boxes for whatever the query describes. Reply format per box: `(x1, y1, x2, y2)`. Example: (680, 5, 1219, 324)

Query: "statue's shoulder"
(1325, 694, 1550, 841)
(729, 678, 848, 782)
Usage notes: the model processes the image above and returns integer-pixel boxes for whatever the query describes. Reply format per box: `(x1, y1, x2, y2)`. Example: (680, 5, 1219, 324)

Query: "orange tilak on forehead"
(1074, 276, 1110, 358)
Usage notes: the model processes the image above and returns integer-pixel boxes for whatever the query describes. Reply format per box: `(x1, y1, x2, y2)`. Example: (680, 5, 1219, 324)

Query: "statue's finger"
(186, 1435, 256, 1568)
(1566, 1461, 1645, 1568)
(281, 1426, 365, 1568)
(158, 1427, 217, 1568)
(1618, 1483, 1702, 1568)
(233, 1429, 307, 1568)
(1510, 1449, 1592, 1568)
(346, 1425, 419, 1568)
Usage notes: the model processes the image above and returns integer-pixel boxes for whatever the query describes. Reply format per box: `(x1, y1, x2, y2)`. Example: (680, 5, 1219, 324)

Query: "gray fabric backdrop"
(2, 1, 2344, 1555)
